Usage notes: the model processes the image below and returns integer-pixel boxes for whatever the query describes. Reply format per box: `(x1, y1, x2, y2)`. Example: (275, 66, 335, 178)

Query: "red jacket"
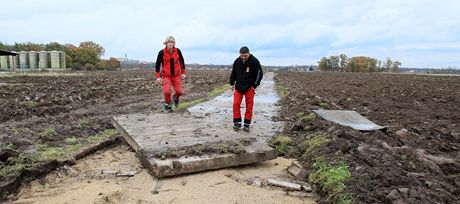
(155, 47, 185, 78)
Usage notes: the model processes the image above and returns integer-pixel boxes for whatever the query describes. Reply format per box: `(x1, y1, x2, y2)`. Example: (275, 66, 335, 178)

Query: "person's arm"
(229, 60, 237, 86)
(155, 50, 163, 78)
(177, 48, 186, 75)
(253, 58, 263, 89)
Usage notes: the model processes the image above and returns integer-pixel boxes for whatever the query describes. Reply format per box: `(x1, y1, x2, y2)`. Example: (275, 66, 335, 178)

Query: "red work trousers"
(163, 77, 183, 103)
(233, 87, 255, 124)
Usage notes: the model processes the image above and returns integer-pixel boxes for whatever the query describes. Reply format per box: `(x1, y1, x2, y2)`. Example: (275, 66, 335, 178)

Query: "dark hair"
(239, 46, 250, 54)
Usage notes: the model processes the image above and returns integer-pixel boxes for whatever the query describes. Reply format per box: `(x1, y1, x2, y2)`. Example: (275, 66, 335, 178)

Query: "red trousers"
(233, 87, 255, 124)
(163, 77, 182, 103)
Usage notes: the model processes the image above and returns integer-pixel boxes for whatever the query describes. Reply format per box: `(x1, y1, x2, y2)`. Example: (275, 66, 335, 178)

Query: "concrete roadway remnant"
(112, 113, 276, 177)
(112, 73, 282, 177)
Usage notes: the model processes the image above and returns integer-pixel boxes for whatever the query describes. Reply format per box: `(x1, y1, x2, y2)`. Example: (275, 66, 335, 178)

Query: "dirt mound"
(275, 72, 460, 203)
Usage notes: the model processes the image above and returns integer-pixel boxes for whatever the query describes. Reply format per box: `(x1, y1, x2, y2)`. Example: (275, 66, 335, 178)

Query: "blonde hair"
(163, 36, 176, 45)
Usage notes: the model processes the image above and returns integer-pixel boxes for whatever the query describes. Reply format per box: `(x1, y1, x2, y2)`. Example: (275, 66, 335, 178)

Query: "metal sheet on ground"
(312, 109, 386, 131)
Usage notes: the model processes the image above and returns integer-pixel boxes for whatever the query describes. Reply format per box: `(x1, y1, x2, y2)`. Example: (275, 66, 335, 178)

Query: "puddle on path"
(188, 72, 284, 142)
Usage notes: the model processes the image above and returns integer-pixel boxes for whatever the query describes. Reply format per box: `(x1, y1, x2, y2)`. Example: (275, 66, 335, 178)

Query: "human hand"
(230, 85, 234, 92)
(181, 74, 186, 80)
(156, 78, 163, 84)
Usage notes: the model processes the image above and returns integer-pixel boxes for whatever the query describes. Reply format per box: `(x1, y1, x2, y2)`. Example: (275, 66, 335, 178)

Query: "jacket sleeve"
(154, 50, 163, 78)
(177, 48, 186, 75)
(229, 60, 237, 86)
(253, 59, 263, 88)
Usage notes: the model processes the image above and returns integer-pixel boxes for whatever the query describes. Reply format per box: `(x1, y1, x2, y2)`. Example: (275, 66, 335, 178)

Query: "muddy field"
(2, 70, 459, 203)
(275, 72, 460, 203)
(0, 69, 230, 199)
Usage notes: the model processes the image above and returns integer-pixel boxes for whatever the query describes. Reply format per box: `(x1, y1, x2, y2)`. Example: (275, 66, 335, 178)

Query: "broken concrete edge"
(267, 178, 302, 191)
(0, 135, 123, 201)
(266, 178, 313, 192)
(287, 161, 308, 179)
(150, 143, 277, 178)
(111, 117, 142, 156)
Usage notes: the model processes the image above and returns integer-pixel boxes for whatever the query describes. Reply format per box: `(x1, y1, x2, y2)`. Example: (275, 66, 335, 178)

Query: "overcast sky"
(1, 0, 459, 68)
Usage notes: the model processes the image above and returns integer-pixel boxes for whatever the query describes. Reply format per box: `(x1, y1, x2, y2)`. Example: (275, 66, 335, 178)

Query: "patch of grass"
(213, 144, 230, 153)
(78, 118, 91, 129)
(36, 146, 66, 161)
(400, 154, 416, 169)
(65, 136, 78, 145)
(299, 113, 316, 124)
(176, 84, 230, 110)
(319, 102, 330, 109)
(300, 133, 330, 160)
(177, 98, 207, 110)
(309, 157, 352, 204)
(160, 148, 180, 158)
(269, 134, 292, 155)
(157, 142, 247, 158)
(229, 143, 246, 154)
(87, 129, 118, 143)
(296, 112, 305, 118)
(189, 144, 206, 155)
(276, 83, 288, 98)
(209, 84, 230, 98)
(345, 97, 353, 102)
(12, 128, 21, 135)
(0, 153, 35, 178)
(7, 143, 18, 150)
(35, 142, 85, 161)
(24, 101, 37, 108)
(38, 127, 56, 139)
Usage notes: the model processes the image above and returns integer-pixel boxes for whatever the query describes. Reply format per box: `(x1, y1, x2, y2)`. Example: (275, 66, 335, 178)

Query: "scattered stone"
(301, 184, 312, 192)
(101, 169, 118, 175)
(425, 181, 432, 187)
(267, 178, 302, 191)
(386, 189, 401, 200)
(253, 178, 262, 187)
(62, 165, 77, 175)
(398, 188, 409, 198)
(115, 170, 137, 177)
(395, 129, 410, 138)
(287, 161, 307, 179)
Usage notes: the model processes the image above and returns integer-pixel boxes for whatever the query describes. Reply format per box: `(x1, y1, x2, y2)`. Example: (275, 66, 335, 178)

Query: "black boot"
(243, 123, 250, 132)
(164, 102, 173, 113)
(173, 95, 179, 107)
(233, 122, 242, 131)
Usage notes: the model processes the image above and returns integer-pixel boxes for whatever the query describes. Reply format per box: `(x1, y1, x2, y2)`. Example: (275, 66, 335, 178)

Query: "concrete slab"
(112, 113, 276, 177)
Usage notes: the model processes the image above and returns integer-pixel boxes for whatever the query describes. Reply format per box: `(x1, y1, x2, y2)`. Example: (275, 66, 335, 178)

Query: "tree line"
(318, 54, 401, 72)
(0, 41, 120, 70)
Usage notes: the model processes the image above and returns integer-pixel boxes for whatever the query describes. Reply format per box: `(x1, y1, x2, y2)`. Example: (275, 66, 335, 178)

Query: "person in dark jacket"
(155, 36, 186, 112)
(229, 46, 263, 131)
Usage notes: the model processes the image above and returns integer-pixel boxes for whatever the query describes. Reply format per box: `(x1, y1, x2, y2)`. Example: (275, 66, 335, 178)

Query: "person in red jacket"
(155, 36, 186, 112)
(230, 46, 263, 132)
